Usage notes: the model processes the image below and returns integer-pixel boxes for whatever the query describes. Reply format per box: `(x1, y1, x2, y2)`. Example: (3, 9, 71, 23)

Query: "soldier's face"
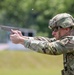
(52, 27, 70, 39)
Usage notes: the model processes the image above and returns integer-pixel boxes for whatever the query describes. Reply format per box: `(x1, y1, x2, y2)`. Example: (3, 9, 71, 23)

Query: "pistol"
(0, 25, 19, 31)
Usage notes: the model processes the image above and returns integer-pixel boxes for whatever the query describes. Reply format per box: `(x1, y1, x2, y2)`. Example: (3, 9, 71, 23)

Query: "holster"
(61, 70, 64, 75)
(61, 70, 68, 75)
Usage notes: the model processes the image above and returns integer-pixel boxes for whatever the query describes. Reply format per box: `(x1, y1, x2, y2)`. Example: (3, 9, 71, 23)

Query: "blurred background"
(0, 0, 74, 75)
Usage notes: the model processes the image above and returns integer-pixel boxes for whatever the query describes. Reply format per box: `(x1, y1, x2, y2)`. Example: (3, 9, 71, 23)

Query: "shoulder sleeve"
(24, 36, 74, 55)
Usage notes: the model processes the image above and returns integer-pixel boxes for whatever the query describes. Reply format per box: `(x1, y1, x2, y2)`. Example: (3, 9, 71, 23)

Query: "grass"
(0, 50, 63, 75)
(0, 69, 62, 75)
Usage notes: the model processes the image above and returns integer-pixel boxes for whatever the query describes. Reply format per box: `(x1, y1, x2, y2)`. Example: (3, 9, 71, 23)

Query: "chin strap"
(58, 27, 61, 39)
(70, 28, 74, 35)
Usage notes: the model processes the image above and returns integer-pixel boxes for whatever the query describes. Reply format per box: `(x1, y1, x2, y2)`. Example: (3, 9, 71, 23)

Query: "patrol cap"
(49, 13, 74, 29)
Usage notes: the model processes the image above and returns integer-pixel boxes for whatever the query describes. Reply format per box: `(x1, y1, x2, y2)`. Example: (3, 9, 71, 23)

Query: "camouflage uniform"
(24, 13, 74, 75)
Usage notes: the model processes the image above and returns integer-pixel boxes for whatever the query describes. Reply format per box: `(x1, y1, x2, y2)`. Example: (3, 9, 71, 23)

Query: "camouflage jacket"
(24, 36, 74, 55)
(24, 36, 74, 75)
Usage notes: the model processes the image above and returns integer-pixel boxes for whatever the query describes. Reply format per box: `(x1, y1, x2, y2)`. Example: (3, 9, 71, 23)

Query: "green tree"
(0, 0, 74, 37)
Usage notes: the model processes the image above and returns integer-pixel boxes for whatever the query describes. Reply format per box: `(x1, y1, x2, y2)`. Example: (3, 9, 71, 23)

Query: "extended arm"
(10, 30, 74, 55)
(23, 36, 74, 55)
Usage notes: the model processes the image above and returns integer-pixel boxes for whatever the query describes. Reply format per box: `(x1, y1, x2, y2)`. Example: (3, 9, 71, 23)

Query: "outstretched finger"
(11, 29, 18, 34)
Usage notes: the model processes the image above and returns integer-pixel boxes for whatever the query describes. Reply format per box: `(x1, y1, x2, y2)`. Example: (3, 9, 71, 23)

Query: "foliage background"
(0, 0, 74, 37)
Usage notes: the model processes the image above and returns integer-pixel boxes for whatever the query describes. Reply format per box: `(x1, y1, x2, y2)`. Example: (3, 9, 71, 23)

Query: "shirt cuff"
(24, 39, 31, 48)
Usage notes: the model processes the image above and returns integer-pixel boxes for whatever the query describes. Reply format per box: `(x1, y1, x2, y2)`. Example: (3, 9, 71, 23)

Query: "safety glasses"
(52, 26, 62, 32)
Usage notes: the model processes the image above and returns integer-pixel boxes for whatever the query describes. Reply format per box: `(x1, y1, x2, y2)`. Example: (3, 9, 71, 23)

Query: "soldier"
(10, 13, 74, 75)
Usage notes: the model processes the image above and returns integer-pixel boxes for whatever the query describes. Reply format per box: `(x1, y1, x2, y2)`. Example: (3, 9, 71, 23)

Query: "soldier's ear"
(65, 28, 71, 31)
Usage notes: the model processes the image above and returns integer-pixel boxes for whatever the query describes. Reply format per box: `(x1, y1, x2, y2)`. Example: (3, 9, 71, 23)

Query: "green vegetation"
(0, 0, 74, 37)
(0, 50, 63, 75)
